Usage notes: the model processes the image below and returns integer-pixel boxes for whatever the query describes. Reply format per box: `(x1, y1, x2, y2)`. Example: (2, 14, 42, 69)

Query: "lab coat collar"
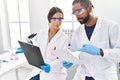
(48, 29, 63, 46)
(89, 17, 103, 42)
(47, 29, 63, 46)
(80, 17, 103, 43)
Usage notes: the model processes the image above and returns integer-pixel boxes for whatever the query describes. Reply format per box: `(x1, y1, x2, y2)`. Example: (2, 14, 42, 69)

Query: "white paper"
(55, 49, 86, 65)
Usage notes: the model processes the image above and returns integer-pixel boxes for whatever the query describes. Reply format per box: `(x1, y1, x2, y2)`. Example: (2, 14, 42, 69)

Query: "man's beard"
(78, 13, 89, 24)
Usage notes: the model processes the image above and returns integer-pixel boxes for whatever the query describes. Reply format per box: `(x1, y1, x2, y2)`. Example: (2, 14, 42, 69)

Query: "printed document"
(55, 49, 87, 64)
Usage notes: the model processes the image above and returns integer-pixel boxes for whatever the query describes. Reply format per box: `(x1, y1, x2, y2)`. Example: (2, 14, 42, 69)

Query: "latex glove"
(62, 61, 73, 69)
(40, 63, 50, 73)
(15, 47, 23, 54)
(78, 44, 100, 55)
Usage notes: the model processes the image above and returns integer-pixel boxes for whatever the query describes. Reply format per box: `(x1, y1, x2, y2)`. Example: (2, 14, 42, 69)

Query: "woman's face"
(50, 12, 63, 30)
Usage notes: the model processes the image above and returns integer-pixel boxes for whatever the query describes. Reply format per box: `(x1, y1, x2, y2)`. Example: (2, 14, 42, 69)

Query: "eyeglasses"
(72, 5, 88, 15)
(51, 17, 64, 21)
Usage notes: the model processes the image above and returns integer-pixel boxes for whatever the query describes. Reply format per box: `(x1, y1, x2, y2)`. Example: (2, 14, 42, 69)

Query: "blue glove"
(78, 44, 100, 55)
(15, 47, 23, 54)
(40, 63, 50, 73)
(62, 61, 73, 69)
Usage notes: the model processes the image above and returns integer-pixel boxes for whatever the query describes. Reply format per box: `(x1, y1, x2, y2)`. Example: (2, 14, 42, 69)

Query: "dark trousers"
(85, 76, 95, 80)
(30, 74, 40, 80)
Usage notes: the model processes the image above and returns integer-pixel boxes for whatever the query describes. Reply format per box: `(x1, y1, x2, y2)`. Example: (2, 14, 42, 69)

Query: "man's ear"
(87, 5, 93, 13)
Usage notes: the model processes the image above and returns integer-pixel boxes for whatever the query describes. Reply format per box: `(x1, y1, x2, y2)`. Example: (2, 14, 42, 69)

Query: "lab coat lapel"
(81, 25, 90, 43)
(48, 29, 62, 46)
(90, 18, 102, 43)
(80, 18, 102, 44)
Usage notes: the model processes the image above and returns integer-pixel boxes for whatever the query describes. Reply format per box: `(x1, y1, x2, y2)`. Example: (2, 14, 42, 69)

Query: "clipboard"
(18, 41, 45, 68)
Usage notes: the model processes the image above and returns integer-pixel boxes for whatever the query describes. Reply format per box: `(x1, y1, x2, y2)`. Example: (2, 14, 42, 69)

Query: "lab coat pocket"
(47, 49, 57, 61)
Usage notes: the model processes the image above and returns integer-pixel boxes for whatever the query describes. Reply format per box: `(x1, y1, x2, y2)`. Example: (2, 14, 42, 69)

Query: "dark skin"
(72, 3, 104, 56)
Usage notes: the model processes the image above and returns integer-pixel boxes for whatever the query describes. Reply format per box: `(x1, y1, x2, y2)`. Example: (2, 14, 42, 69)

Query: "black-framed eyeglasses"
(72, 5, 88, 15)
(51, 17, 64, 21)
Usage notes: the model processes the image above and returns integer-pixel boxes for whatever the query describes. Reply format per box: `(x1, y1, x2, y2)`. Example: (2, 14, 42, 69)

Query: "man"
(70, 0, 120, 80)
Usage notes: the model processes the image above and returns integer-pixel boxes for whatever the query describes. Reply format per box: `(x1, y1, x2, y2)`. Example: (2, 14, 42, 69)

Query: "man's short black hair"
(72, 0, 94, 8)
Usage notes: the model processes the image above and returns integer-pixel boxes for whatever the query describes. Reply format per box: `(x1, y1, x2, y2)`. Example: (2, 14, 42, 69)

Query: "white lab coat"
(26, 28, 68, 80)
(71, 17, 120, 80)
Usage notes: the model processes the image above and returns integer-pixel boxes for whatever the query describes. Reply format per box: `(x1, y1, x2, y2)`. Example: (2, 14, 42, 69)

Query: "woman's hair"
(47, 7, 64, 23)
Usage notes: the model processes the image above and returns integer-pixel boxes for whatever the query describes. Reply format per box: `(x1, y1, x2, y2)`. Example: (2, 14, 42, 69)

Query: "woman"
(26, 7, 68, 80)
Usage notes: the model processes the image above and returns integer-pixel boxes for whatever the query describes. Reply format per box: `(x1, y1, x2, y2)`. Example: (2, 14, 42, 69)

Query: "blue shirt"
(85, 24, 96, 40)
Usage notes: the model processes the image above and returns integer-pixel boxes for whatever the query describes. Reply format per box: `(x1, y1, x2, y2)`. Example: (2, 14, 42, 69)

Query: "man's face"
(72, 3, 89, 24)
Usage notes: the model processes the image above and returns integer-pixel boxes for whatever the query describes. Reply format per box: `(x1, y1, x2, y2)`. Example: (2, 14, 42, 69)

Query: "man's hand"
(78, 44, 100, 55)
